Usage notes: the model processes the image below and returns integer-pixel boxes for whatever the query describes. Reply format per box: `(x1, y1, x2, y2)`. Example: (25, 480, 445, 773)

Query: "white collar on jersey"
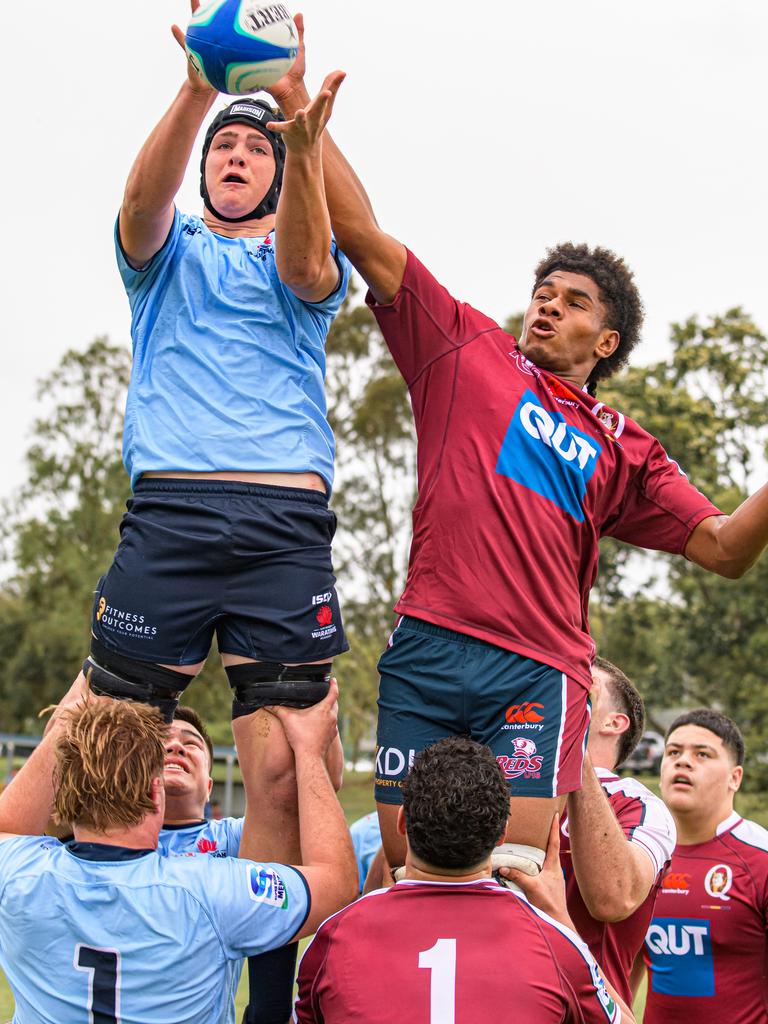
(716, 810, 742, 835)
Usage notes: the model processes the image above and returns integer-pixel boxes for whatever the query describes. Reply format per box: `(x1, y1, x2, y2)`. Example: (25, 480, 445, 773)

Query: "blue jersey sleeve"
(114, 207, 185, 314)
(204, 859, 311, 958)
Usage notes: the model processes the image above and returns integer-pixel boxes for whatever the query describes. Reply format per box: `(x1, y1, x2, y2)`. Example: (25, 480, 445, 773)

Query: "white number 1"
(418, 938, 457, 1023)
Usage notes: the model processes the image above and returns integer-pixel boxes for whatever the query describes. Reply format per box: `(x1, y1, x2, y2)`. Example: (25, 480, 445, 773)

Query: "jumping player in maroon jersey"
(295, 737, 634, 1024)
(560, 658, 675, 1005)
(268, 22, 768, 881)
(638, 709, 768, 1023)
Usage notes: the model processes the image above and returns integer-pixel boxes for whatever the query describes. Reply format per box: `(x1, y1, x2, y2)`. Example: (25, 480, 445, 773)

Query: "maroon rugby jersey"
(560, 768, 675, 1005)
(368, 252, 720, 689)
(643, 812, 768, 1024)
(294, 879, 621, 1023)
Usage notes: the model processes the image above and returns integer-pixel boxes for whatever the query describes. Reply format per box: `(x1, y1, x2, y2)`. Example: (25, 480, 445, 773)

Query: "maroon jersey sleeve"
(602, 436, 720, 553)
(366, 249, 501, 387)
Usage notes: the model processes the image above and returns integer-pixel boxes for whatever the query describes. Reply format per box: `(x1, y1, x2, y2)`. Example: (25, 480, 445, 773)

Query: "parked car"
(619, 731, 665, 774)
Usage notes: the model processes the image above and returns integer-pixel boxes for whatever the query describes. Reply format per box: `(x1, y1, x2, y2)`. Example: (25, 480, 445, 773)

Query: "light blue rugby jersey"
(158, 815, 244, 859)
(158, 817, 246, 1024)
(0, 835, 309, 1024)
(116, 211, 351, 491)
(349, 812, 381, 894)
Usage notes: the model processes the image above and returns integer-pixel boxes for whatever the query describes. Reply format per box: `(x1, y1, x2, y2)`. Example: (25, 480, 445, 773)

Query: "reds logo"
(197, 838, 218, 854)
(496, 737, 543, 780)
(511, 737, 537, 758)
(316, 605, 333, 626)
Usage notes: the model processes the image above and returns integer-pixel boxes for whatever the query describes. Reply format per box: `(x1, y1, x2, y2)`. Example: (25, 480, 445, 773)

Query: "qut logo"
(496, 389, 602, 522)
(646, 922, 709, 956)
(645, 918, 715, 998)
(519, 402, 599, 470)
(375, 746, 415, 777)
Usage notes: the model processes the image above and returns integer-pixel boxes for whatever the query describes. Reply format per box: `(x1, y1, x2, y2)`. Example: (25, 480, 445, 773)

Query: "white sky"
(1, 0, 766, 499)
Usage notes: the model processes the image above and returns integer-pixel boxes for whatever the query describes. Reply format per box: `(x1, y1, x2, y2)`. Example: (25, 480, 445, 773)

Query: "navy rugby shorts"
(91, 479, 348, 666)
(375, 616, 589, 803)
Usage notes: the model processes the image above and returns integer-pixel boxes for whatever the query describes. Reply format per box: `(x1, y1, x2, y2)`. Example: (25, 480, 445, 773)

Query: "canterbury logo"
(663, 873, 691, 889)
(505, 702, 545, 724)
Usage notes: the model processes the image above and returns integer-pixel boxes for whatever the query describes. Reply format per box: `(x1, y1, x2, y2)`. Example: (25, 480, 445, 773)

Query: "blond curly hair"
(53, 700, 166, 831)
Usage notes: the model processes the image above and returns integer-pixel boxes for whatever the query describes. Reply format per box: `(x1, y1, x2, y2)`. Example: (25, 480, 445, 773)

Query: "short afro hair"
(533, 242, 644, 390)
(402, 737, 509, 871)
(666, 708, 745, 766)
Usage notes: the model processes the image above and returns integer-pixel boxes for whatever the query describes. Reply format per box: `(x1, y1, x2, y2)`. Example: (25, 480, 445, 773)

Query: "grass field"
(1, 768, 759, 1020)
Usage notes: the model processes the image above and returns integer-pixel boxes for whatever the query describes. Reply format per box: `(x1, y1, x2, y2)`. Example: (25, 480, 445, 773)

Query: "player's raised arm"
(267, 72, 345, 302)
(0, 675, 97, 839)
(119, 0, 217, 269)
(567, 751, 656, 922)
(268, 15, 407, 304)
(269, 680, 358, 935)
(684, 483, 768, 578)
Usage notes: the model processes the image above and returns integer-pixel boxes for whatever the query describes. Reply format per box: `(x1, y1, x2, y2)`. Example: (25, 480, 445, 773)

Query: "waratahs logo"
(316, 605, 333, 627)
(496, 737, 544, 780)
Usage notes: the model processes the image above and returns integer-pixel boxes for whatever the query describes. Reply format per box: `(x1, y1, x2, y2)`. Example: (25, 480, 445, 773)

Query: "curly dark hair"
(532, 242, 644, 392)
(593, 656, 645, 769)
(401, 737, 509, 871)
(666, 708, 745, 766)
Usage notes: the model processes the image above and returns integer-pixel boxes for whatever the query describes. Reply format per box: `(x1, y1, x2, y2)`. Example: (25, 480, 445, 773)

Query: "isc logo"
(496, 389, 602, 522)
(645, 918, 714, 997)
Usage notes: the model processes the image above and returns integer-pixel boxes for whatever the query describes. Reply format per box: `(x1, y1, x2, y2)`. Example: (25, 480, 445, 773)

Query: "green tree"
(324, 292, 416, 761)
(593, 309, 768, 786)
(0, 338, 131, 728)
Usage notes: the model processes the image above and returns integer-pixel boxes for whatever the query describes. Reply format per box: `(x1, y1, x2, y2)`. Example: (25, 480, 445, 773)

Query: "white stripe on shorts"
(551, 673, 568, 797)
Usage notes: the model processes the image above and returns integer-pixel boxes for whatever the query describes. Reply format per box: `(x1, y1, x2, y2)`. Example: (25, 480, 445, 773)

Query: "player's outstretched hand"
(269, 678, 340, 760)
(171, 0, 218, 96)
(500, 814, 575, 930)
(268, 11, 308, 106)
(267, 70, 345, 156)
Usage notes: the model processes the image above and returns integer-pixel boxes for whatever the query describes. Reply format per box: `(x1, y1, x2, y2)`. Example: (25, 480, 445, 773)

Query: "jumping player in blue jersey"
(77, 5, 351, 1018)
(0, 686, 357, 1024)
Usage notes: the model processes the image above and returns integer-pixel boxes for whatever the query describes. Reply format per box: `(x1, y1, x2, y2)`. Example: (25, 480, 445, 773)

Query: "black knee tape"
(227, 661, 331, 717)
(84, 639, 192, 723)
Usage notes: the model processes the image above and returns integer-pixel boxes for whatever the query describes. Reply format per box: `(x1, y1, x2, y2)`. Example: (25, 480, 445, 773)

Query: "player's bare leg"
(228, 653, 342, 1024)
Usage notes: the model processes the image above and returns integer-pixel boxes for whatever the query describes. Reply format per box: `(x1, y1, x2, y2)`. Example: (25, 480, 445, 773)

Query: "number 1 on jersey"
(74, 944, 121, 1024)
(418, 938, 457, 1023)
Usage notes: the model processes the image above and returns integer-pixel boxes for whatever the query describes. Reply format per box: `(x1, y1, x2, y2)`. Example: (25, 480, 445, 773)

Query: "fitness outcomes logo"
(495, 389, 601, 522)
(95, 598, 158, 639)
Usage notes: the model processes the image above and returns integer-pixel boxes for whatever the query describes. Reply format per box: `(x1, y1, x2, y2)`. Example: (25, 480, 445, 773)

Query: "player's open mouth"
(671, 774, 692, 787)
(164, 761, 189, 774)
(223, 174, 247, 184)
(530, 318, 556, 337)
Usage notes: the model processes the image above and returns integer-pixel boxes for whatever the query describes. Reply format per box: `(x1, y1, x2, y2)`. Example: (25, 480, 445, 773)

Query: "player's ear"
(607, 711, 630, 736)
(729, 763, 744, 794)
(595, 328, 619, 360)
(151, 775, 165, 815)
(206, 776, 213, 798)
(396, 806, 407, 837)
